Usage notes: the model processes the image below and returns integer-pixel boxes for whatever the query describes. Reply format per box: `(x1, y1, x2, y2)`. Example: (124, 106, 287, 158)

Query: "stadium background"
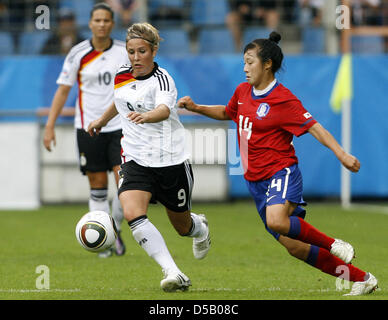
(0, 0, 387, 209)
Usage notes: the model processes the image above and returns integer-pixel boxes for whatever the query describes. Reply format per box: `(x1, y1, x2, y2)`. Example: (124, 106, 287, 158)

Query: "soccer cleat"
(193, 214, 211, 260)
(344, 273, 378, 296)
(160, 270, 192, 292)
(114, 231, 126, 256)
(330, 239, 355, 264)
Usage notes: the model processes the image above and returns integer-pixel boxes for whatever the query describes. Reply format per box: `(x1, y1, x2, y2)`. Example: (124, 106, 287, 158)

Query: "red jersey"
(225, 81, 317, 181)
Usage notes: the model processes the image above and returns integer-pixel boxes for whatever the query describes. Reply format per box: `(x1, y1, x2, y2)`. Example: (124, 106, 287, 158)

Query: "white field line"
(0, 288, 80, 293)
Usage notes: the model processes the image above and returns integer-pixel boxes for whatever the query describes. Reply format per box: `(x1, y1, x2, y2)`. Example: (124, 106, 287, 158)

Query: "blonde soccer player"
(87, 22, 211, 292)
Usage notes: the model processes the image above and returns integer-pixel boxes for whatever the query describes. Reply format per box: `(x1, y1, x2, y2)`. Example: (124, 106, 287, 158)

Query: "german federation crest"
(256, 103, 270, 119)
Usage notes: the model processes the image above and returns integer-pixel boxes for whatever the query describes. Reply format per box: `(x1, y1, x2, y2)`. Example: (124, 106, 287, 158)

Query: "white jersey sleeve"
(153, 69, 177, 110)
(56, 40, 89, 86)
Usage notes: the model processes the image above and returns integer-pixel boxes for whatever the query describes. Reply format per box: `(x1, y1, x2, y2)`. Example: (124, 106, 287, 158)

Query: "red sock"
(288, 216, 335, 250)
(308, 246, 366, 282)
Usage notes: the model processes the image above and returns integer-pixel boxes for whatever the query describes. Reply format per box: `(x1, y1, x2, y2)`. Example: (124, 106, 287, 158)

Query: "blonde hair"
(126, 23, 161, 50)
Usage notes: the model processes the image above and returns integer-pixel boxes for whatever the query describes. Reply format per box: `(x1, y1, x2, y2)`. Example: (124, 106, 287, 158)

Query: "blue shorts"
(246, 164, 307, 240)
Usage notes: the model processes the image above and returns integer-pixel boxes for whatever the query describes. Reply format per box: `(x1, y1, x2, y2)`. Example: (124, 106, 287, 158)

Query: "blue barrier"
(0, 54, 387, 197)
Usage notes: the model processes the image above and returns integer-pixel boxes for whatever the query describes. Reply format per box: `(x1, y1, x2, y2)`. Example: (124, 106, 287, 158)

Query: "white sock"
(129, 216, 180, 274)
(89, 188, 110, 213)
(187, 212, 208, 240)
(111, 193, 123, 231)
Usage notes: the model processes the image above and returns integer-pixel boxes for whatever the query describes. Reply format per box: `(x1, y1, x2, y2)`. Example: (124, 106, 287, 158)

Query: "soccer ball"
(75, 211, 117, 252)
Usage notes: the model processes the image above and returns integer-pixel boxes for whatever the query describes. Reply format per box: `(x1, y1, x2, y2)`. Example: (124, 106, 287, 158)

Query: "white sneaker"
(193, 214, 211, 260)
(330, 239, 355, 264)
(160, 270, 191, 292)
(344, 273, 378, 296)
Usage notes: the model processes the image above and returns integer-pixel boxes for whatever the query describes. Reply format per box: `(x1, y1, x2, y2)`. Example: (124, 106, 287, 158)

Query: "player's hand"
(127, 111, 149, 124)
(341, 153, 360, 172)
(177, 96, 197, 112)
(43, 126, 56, 152)
(87, 119, 103, 136)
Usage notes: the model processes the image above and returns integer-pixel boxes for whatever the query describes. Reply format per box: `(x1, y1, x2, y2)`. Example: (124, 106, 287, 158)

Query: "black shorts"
(76, 128, 122, 175)
(118, 160, 194, 213)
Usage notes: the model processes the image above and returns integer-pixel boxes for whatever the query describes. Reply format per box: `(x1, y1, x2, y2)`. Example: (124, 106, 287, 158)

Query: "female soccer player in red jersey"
(177, 32, 378, 296)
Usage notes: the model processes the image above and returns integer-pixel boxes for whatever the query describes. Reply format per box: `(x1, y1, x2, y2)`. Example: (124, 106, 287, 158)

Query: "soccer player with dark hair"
(43, 3, 127, 257)
(177, 31, 378, 296)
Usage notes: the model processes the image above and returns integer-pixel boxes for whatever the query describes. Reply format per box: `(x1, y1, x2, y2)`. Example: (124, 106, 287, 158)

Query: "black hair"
(90, 2, 114, 20)
(243, 31, 283, 74)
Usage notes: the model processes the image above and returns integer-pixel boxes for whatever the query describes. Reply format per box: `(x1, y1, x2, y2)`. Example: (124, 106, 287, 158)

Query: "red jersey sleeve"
(225, 85, 241, 122)
(281, 100, 317, 137)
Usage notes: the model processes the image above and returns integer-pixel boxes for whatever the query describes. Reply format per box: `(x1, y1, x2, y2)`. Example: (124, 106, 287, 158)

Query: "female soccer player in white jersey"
(177, 32, 378, 296)
(87, 22, 211, 292)
(43, 3, 128, 257)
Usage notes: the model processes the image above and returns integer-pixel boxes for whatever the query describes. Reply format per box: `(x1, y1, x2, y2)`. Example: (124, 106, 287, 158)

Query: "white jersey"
(57, 39, 129, 132)
(114, 63, 189, 167)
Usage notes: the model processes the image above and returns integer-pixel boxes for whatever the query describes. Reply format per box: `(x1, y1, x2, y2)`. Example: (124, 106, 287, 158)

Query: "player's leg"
(266, 201, 335, 249)
(77, 129, 114, 257)
(119, 161, 189, 291)
(111, 165, 124, 229)
(86, 171, 114, 258)
(265, 165, 354, 263)
(107, 130, 125, 235)
(278, 235, 377, 295)
(121, 190, 176, 267)
(111, 164, 125, 255)
(121, 189, 189, 291)
(77, 129, 110, 214)
(86, 171, 110, 213)
(156, 160, 210, 260)
(267, 202, 354, 263)
(166, 208, 210, 260)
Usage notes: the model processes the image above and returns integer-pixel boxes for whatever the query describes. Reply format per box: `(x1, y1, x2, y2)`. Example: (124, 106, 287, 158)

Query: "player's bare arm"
(127, 104, 170, 124)
(308, 122, 360, 173)
(87, 102, 118, 136)
(43, 84, 72, 151)
(177, 96, 231, 120)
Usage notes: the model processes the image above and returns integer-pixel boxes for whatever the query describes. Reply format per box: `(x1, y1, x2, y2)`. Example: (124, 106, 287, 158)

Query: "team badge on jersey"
(256, 103, 270, 120)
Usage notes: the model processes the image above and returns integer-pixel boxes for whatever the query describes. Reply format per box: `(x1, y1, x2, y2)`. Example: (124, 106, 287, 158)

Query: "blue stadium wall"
(1, 54, 387, 198)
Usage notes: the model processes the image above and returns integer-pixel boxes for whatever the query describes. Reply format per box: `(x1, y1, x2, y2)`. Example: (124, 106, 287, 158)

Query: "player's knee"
(87, 171, 108, 189)
(123, 208, 144, 223)
(266, 215, 288, 235)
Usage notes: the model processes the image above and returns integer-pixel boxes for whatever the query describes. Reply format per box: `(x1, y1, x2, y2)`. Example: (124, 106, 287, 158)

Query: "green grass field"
(1, 201, 387, 300)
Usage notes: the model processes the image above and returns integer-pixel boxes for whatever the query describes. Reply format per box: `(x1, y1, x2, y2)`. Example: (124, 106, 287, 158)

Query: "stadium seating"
(191, 0, 229, 26)
(158, 29, 191, 55)
(351, 35, 384, 54)
(0, 32, 14, 55)
(66, 0, 94, 27)
(19, 31, 51, 55)
(198, 28, 235, 54)
(111, 28, 128, 42)
(302, 27, 325, 54)
(243, 27, 272, 46)
(149, 0, 185, 11)
(148, 0, 187, 27)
